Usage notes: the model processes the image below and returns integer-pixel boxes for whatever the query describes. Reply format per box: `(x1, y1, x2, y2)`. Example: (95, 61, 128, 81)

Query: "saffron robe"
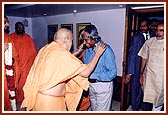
(9, 33, 37, 102)
(77, 90, 90, 111)
(21, 42, 89, 111)
(5, 33, 19, 90)
(4, 33, 12, 111)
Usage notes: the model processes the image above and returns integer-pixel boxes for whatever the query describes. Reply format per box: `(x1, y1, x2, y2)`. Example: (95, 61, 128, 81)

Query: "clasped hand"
(95, 43, 106, 56)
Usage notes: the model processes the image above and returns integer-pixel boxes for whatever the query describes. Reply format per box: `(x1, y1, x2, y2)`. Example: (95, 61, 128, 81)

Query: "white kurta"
(138, 37, 164, 107)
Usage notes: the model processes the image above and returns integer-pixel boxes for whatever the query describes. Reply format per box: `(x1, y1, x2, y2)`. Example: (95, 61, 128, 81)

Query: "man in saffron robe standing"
(21, 28, 106, 111)
(4, 15, 12, 111)
(4, 15, 19, 111)
(9, 22, 37, 110)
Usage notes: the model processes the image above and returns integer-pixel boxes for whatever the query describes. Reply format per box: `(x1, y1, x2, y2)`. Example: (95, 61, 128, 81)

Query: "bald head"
(54, 28, 73, 51)
(54, 28, 72, 41)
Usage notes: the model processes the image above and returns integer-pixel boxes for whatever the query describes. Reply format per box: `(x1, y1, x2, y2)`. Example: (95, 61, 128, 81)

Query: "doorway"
(120, 5, 164, 111)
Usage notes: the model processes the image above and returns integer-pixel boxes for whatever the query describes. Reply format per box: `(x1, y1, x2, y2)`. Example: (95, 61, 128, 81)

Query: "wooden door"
(120, 6, 139, 111)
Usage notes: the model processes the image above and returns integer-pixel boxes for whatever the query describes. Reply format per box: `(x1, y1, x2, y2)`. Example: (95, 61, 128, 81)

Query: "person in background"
(138, 23, 164, 111)
(149, 18, 159, 34)
(81, 24, 117, 111)
(21, 28, 106, 111)
(124, 17, 155, 111)
(4, 15, 12, 111)
(9, 22, 37, 110)
(4, 15, 21, 111)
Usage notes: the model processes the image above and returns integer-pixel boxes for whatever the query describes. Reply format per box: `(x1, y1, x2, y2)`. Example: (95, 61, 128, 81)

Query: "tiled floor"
(112, 100, 121, 111)
(112, 100, 133, 111)
(87, 100, 127, 111)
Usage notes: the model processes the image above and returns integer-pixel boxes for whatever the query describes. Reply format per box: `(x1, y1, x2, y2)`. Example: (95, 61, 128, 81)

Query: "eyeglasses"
(156, 29, 164, 32)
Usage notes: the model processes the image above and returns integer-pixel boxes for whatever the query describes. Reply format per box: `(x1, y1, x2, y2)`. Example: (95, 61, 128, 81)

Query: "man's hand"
(139, 74, 144, 86)
(124, 74, 131, 84)
(73, 43, 86, 56)
(95, 43, 106, 57)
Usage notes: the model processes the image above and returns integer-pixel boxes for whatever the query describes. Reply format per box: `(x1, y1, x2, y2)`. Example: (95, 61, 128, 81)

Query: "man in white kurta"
(138, 23, 164, 111)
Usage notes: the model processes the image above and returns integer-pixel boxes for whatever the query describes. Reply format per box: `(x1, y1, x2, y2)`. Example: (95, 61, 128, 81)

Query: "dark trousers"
(161, 104, 164, 111)
(130, 75, 152, 111)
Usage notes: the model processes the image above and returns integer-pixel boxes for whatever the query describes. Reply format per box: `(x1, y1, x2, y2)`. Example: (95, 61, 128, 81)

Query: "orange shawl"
(21, 42, 89, 111)
(9, 32, 37, 72)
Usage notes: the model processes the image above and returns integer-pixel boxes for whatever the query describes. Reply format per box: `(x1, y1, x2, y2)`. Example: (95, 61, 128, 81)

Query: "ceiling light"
(118, 5, 123, 8)
(43, 13, 47, 16)
(73, 10, 77, 13)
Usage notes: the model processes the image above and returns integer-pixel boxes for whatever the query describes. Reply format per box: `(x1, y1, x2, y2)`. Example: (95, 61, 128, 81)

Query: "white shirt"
(143, 32, 150, 40)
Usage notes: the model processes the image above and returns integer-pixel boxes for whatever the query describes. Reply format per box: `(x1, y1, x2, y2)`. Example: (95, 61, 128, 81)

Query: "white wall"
(8, 8, 126, 76)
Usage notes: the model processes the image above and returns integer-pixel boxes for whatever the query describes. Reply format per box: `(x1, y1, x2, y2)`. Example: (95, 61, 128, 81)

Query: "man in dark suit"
(124, 18, 156, 111)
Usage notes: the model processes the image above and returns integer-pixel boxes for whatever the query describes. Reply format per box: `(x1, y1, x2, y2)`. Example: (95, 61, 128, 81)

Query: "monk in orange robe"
(4, 33, 13, 111)
(9, 22, 37, 108)
(4, 15, 12, 111)
(5, 33, 20, 111)
(4, 15, 13, 111)
(21, 28, 106, 111)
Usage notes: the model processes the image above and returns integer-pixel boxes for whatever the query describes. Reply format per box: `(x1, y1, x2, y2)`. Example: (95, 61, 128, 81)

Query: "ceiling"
(4, 3, 164, 18)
